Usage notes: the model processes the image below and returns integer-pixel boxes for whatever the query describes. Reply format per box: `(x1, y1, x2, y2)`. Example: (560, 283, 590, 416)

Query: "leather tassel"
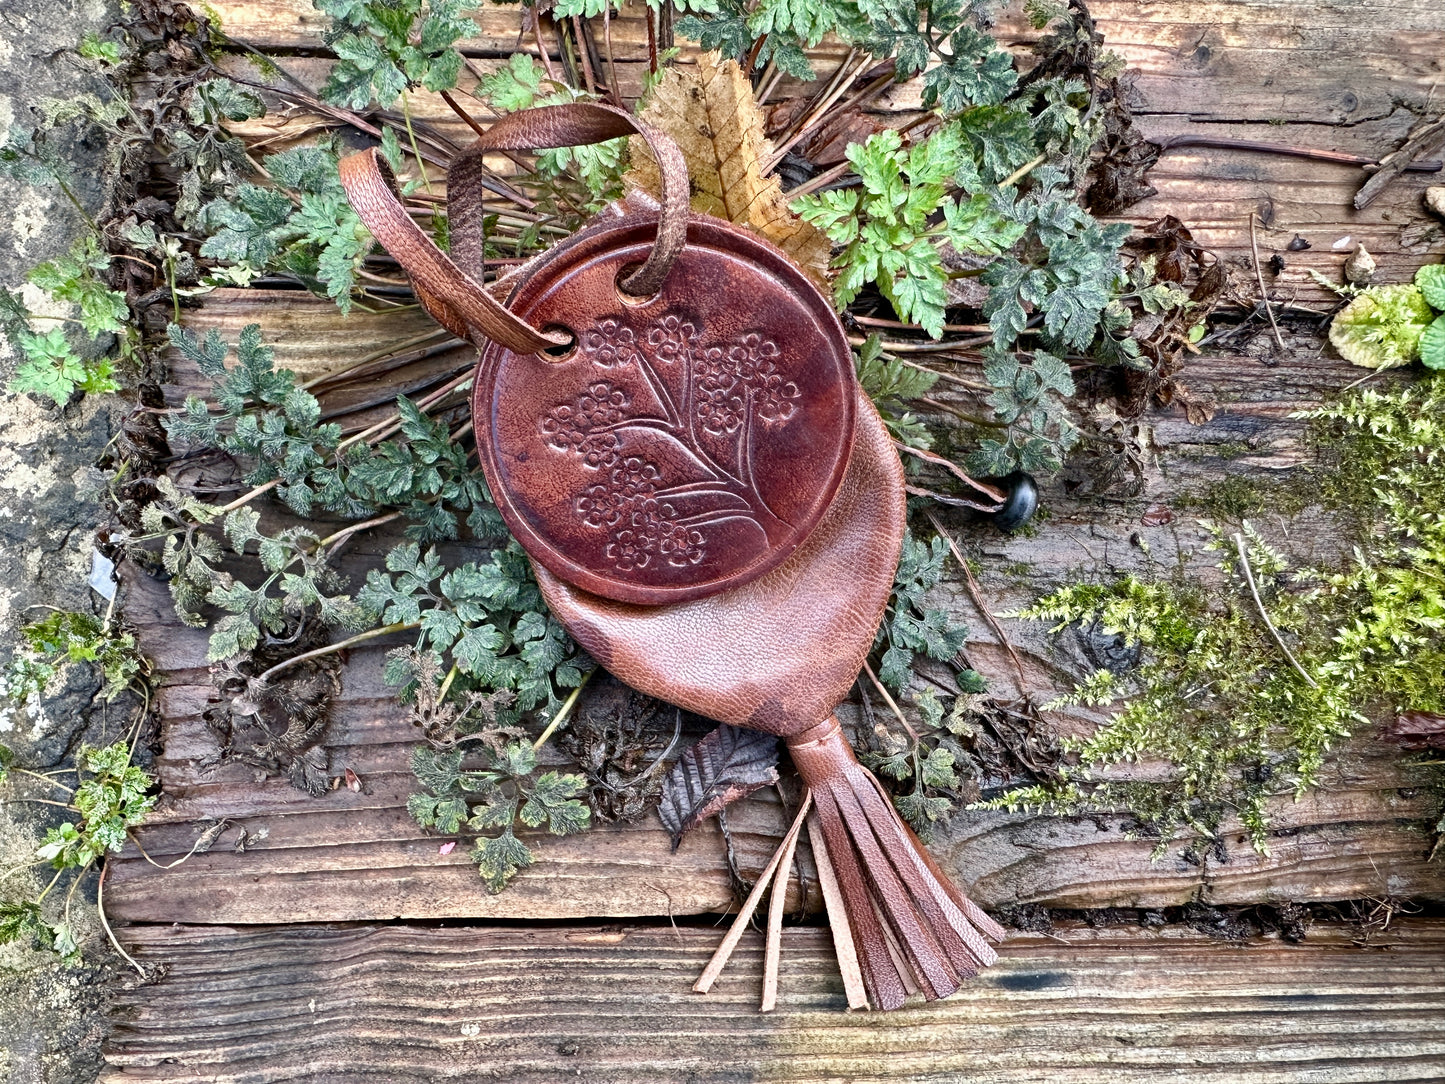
(786, 715, 1002, 1010)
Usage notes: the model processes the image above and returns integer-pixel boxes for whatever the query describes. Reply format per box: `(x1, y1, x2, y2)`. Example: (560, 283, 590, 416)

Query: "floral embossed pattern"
(541, 315, 801, 575)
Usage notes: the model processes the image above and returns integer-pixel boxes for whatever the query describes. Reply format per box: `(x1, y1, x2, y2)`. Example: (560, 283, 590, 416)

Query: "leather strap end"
(338, 147, 567, 356)
(446, 101, 690, 301)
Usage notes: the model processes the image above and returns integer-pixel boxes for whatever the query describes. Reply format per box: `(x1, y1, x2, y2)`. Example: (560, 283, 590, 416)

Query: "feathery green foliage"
(875, 533, 971, 693)
(3, 236, 125, 406)
(314, 0, 478, 108)
(197, 142, 371, 312)
(3, 612, 146, 708)
(853, 334, 938, 448)
(987, 374, 1445, 850)
(0, 741, 156, 966)
(407, 742, 590, 892)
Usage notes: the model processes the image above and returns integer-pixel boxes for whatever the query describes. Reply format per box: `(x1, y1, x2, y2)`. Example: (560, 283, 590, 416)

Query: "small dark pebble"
(1287, 234, 1312, 251)
(989, 471, 1038, 532)
(1267, 253, 1286, 275)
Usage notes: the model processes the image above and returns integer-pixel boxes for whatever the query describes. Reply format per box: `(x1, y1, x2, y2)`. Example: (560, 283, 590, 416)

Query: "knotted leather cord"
(338, 103, 689, 355)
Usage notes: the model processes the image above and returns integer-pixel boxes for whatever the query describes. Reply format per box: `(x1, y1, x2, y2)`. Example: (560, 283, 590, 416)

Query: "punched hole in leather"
(537, 325, 578, 361)
(613, 261, 659, 307)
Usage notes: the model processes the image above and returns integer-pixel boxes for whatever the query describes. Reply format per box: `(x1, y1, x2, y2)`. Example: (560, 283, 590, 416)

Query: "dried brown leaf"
(1383, 711, 1445, 750)
(627, 53, 832, 289)
(656, 723, 779, 850)
(191, 819, 231, 854)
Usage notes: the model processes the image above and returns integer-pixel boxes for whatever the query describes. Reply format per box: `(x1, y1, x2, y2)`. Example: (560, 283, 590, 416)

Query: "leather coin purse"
(341, 102, 1002, 1011)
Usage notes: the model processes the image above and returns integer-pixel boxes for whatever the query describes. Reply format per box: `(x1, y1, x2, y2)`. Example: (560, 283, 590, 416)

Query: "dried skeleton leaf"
(628, 53, 832, 289)
(656, 723, 780, 850)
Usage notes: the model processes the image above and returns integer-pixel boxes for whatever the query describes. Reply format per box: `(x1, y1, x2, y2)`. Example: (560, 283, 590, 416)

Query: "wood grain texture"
(203, 0, 1445, 302)
(107, 508, 1445, 925)
(110, 0, 1445, 926)
(106, 567, 815, 924)
(102, 920, 1445, 1083)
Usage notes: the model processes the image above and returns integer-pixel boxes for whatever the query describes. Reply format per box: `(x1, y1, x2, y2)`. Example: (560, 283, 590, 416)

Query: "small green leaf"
(1328, 284, 1434, 369)
(1420, 315, 1445, 371)
(407, 792, 469, 833)
(411, 746, 463, 794)
(379, 126, 405, 172)
(471, 830, 534, 893)
(1415, 264, 1445, 311)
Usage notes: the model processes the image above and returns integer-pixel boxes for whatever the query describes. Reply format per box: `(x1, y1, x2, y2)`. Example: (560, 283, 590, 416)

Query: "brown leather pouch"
(341, 103, 1002, 1010)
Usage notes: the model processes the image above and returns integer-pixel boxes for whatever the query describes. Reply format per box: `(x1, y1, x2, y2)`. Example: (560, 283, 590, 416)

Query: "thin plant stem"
(853, 315, 992, 334)
(96, 864, 146, 978)
(532, 668, 596, 751)
(645, 4, 658, 74)
(1233, 532, 1319, 689)
(744, 33, 770, 75)
(34, 866, 65, 903)
(54, 175, 98, 232)
(165, 256, 180, 325)
(256, 621, 422, 686)
(0, 859, 50, 885)
(861, 659, 919, 741)
(10, 768, 74, 794)
(846, 335, 983, 354)
(440, 87, 489, 140)
(300, 328, 457, 391)
(765, 52, 867, 172)
(218, 478, 280, 514)
(1249, 213, 1286, 351)
(895, 442, 1005, 502)
(1155, 133, 1442, 173)
(926, 509, 1029, 696)
(532, 3, 559, 83)
(999, 152, 1047, 190)
(571, 15, 597, 95)
(337, 371, 474, 453)
(602, 4, 623, 107)
(786, 160, 852, 199)
(437, 664, 460, 703)
(897, 358, 988, 391)
(317, 510, 404, 552)
(400, 91, 434, 194)
(919, 395, 1004, 429)
(125, 827, 218, 871)
(4, 798, 73, 809)
(61, 862, 86, 923)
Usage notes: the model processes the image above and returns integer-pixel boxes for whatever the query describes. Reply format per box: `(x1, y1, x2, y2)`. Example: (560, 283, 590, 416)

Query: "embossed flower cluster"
(539, 314, 803, 575)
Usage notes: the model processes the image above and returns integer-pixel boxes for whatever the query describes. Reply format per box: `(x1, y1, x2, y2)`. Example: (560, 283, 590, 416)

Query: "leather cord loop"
(448, 102, 690, 298)
(338, 149, 565, 354)
(339, 102, 691, 354)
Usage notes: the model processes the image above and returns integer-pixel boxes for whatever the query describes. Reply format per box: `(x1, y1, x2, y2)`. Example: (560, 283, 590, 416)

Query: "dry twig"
(1233, 532, 1318, 689)
(1248, 213, 1286, 351)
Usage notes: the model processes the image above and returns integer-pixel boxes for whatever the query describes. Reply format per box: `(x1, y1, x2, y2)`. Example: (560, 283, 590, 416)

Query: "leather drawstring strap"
(447, 102, 690, 298)
(338, 102, 690, 356)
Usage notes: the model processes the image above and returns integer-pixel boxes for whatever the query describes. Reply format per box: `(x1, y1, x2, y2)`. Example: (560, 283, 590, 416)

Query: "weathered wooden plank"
(167, 288, 443, 380)
(110, 498, 1445, 926)
(113, 0, 1445, 927)
(209, 0, 1445, 122)
(102, 920, 1445, 1083)
(202, 0, 1445, 304)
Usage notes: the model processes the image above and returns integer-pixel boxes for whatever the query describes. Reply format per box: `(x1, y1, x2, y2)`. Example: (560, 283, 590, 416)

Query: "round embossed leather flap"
(472, 214, 856, 605)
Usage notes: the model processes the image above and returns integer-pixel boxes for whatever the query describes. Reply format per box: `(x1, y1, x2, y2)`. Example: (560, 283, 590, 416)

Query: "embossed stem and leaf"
(540, 316, 801, 574)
